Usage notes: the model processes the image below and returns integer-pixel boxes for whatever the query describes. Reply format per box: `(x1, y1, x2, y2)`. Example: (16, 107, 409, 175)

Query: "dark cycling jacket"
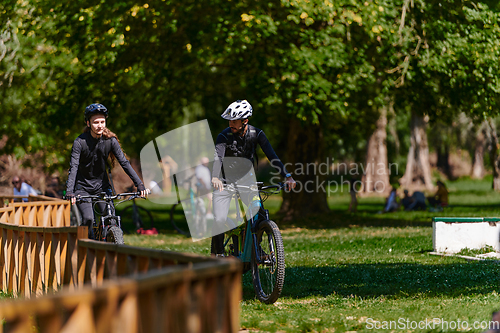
(212, 125, 289, 181)
(66, 131, 145, 196)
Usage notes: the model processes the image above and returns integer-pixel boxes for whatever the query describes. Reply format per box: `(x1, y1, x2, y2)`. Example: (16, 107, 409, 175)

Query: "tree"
(363, 101, 390, 193)
(409, 1, 500, 188)
(471, 121, 487, 179)
(400, 112, 433, 190)
(0, 0, 81, 167)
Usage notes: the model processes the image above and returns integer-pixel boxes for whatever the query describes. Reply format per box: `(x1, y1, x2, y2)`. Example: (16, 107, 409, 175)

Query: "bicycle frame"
(76, 192, 141, 241)
(222, 184, 274, 264)
(98, 201, 121, 231)
(216, 182, 286, 304)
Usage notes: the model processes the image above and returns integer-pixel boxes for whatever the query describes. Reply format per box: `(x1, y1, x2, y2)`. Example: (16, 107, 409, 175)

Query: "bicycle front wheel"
(106, 225, 124, 245)
(251, 220, 285, 304)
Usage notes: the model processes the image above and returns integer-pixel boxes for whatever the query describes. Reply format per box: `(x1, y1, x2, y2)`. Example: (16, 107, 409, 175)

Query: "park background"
(1, 0, 500, 332)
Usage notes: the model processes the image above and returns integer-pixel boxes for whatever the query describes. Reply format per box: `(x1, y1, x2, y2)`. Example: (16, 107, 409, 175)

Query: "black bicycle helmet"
(221, 100, 253, 120)
(84, 103, 108, 122)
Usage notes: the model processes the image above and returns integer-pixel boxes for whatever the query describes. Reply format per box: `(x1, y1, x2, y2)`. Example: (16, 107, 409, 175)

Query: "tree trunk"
(363, 104, 390, 194)
(434, 127, 452, 179)
(471, 122, 486, 179)
(436, 145, 451, 179)
(486, 119, 500, 190)
(279, 118, 330, 220)
(400, 112, 433, 191)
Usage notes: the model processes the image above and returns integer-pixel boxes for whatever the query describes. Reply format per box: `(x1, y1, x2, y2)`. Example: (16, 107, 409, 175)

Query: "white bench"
(432, 217, 500, 253)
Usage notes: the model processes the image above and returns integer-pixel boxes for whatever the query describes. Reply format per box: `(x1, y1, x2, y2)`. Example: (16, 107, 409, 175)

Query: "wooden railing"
(0, 199, 242, 332)
(0, 197, 70, 227)
(0, 235, 242, 332)
(0, 222, 86, 297)
(0, 194, 60, 208)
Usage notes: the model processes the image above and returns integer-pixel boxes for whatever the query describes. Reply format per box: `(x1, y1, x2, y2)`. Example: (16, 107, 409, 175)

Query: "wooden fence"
(0, 194, 60, 208)
(0, 223, 86, 297)
(0, 199, 242, 332)
(0, 195, 70, 227)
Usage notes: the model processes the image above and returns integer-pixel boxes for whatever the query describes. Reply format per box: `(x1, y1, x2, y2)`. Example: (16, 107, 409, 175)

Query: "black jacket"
(212, 125, 288, 181)
(66, 131, 145, 195)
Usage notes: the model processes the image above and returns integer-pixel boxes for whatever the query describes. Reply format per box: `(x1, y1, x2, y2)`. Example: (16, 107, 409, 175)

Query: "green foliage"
(457, 245, 496, 257)
(2, 0, 500, 172)
(0, 0, 81, 160)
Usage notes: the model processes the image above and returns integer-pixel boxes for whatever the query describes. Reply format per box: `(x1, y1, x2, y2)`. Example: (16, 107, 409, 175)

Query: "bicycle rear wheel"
(105, 225, 124, 245)
(251, 220, 285, 304)
(169, 203, 190, 236)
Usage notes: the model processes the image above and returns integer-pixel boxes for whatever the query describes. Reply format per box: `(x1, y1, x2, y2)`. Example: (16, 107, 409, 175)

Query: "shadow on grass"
(275, 210, 433, 229)
(242, 262, 499, 301)
(118, 199, 500, 234)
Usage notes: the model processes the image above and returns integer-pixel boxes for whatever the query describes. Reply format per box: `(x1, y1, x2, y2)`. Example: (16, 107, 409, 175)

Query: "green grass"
(123, 176, 500, 332)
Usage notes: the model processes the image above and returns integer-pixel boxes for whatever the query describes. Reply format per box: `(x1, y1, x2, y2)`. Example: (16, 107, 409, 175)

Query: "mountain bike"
(211, 182, 286, 304)
(75, 192, 144, 244)
(169, 175, 208, 237)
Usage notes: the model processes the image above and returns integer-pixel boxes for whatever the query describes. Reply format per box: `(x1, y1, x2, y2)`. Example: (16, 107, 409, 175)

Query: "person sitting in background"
(45, 176, 63, 199)
(401, 190, 412, 209)
(402, 189, 427, 211)
(427, 180, 448, 207)
(383, 186, 400, 213)
(12, 176, 38, 202)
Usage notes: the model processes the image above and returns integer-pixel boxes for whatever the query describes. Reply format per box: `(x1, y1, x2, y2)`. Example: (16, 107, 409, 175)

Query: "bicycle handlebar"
(71, 192, 143, 202)
(223, 182, 286, 193)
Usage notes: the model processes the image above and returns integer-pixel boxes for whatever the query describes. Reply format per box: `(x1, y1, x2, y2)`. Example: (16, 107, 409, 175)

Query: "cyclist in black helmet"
(65, 103, 149, 238)
(211, 99, 296, 255)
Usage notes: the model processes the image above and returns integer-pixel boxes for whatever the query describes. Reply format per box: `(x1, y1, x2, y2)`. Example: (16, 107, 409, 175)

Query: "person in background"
(402, 189, 427, 211)
(45, 176, 64, 199)
(383, 186, 400, 213)
(427, 180, 448, 207)
(12, 176, 38, 202)
(401, 190, 412, 209)
(195, 157, 214, 220)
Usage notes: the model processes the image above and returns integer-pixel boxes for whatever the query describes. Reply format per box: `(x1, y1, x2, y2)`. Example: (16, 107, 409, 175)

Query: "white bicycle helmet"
(221, 100, 253, 120)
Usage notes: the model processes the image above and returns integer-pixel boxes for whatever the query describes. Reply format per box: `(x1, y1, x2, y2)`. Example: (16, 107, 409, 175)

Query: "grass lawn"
(122, 176, 500, 332)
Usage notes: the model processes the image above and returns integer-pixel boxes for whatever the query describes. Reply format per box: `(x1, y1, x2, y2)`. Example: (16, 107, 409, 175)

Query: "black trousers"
(76, 190, 110, 239)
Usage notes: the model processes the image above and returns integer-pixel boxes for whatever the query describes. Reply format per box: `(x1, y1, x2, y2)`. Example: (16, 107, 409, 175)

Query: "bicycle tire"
(169, 203, 190, 236)
(120, 204, 154, 230)
(251, 220, 285, 304)
(106, 225, 124, 245)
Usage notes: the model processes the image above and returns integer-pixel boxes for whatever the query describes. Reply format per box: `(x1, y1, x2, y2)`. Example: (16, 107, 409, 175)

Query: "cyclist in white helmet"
(211, 100, 296, 255)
